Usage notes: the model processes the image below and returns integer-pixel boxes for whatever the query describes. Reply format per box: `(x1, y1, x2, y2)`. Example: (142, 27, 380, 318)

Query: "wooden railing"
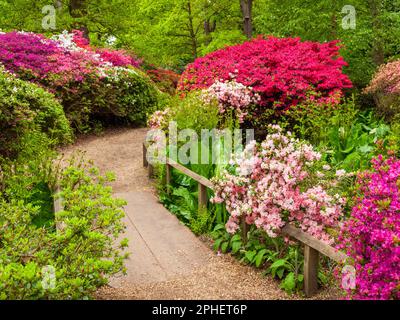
(143, 143, 350, 297)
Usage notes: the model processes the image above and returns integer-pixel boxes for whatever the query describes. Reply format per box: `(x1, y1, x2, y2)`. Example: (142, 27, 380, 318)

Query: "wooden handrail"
(167, 158, 214, 189)
(143, 143, 350, 297)
(282, 224, 349, 264)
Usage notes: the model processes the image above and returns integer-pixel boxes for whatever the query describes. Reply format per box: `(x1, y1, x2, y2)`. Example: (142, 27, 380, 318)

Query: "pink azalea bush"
(201, 79, 260, 123)
(147, 108, 171, 130)
(365, 60, 400, 95)
(211, 125, 345, 244)
(364, 59, 400, 120)
(338, 155, 400, 300)
(179, 36, 352, 112)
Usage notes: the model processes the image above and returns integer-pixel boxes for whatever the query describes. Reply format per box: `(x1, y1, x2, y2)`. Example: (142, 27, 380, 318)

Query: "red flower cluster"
(178, 36, 352, 110)
(147, 68, 180, 94)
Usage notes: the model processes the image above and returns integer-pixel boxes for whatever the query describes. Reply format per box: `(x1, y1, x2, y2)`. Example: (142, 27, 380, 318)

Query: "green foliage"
(211, 225, 308, 294)
(189, 206, 212, 236)
(211, 224, 332, 295)
(170, 91, 221, 133)
(282, 98, 394, 173)
(0, 67, 72, 157)
(157, 137, 229, 234)
(0, 142, 128, 299)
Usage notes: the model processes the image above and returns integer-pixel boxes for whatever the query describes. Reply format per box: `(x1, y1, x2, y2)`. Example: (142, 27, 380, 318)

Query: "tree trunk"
(240, 0, 253, 39)
(69, 0, 89, 40)
(204, 19, 216, 45)
(187, 1, 198, 59)
(369, 0, 385, 66)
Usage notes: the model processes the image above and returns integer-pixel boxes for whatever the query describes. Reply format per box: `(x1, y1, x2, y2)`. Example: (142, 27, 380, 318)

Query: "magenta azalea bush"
(0, 30, 159, 130)
(338, 155, 400, 300)
(211, 125, 345, 244)
(179, 36, 352, 112)
(0, 31, 101, 84)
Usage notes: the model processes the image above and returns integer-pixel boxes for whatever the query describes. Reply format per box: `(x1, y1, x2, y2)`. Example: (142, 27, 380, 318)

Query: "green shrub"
(0, 67, 72, 157)
(56, 68, 162, 132)
(281, 98, 393, 172)
(170, 91, 221, 133)
(0, 146, 128, 299)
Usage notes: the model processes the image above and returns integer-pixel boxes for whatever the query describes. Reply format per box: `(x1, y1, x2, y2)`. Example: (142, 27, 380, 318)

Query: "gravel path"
(62, 127, 340, 300)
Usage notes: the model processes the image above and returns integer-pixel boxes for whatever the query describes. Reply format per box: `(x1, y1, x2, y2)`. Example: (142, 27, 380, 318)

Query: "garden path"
(62, 127, 336, 300)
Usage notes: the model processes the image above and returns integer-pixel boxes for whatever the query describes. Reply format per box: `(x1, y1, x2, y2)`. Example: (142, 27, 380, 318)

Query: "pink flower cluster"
(147, 108, 171, 129)
(179, 36, 352, 110)
(0, 31, 142, 87)
(338, 155, 400, 300)
(211, 125, 344, 244)
(71, 30, 142, 68)
(202, 80, 260, 123)
(365, 59, 400, 95)
(0, 31, 104, 86)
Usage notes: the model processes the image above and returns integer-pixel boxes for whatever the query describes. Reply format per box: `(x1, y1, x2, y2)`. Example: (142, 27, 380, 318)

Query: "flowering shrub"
(70, 30, 142, 68)
(202, 80, 260, 123)
(338, 156, 400, 300)
(147, 108, 171, 130)
(0, 31, 159, 131)
(179, 36, 352, 114)
(147, 68, 180, 95)
(365, 60, 400, 96)
(364, 60, 400, 121)
(0, 31, 102, 85)
(211, 125, 345, 244)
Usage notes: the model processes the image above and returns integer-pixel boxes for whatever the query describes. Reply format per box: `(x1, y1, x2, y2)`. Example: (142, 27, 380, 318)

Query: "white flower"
(335, 169, 346, 177)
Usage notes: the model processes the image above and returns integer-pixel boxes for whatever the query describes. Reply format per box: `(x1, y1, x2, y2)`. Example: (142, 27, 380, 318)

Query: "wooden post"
(304, 245, 319, 297)
(198, 182, 207, 213)
(241, 217, 248, 244)
(166, 163, 172, 194)
(143, 143, 148, 167)
(148, 164, 154, 178)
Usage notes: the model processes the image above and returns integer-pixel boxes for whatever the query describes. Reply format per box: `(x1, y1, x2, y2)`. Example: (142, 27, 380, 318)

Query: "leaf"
(231, 241, 242, 254)
(213, 238, 223, 251)
(276, 268, 285, 279)
(221, 241, 229, 253)
(280, 272, 296, 293)
(268, 259, 288, 277)
(244, 250, 256, 263)
(358, 144, 374, 154)
(255, 249, 267, 267)
(230, 234, 242, 243)
(269, 259, 287, 270)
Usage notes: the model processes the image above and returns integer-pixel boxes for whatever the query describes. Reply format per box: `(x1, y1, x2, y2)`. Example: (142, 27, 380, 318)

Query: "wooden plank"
(304, 245, 319, 297)
(167, 158, 214, 189)
(282, 224, 349, 264)
(143, 143, 148, 167)
(198, 182, 207, 212)
(148, 164, 154, 178)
